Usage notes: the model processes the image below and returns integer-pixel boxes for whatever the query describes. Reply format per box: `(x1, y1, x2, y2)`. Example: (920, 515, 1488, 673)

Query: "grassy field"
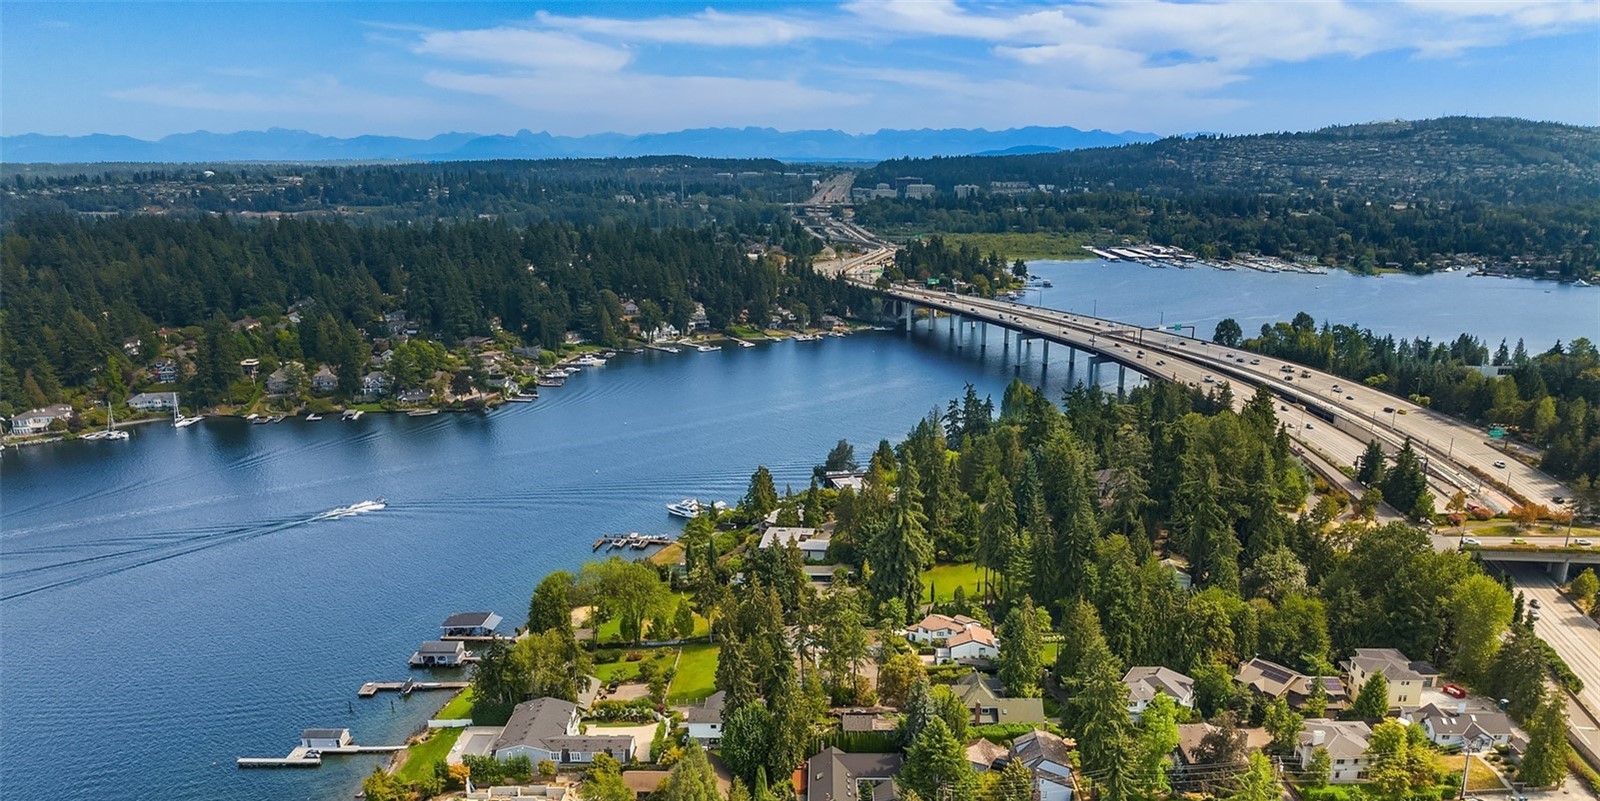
(669, 643, 720, 701)
(590, 592, 706, 643)
(1428, 752, 1503, 791)
(434, 688, 475, 721)
(921, 562, 986, 604)
(937, 232, 1095, 262)
(594, 649, 676, 684)
(395, 727, 462, 783)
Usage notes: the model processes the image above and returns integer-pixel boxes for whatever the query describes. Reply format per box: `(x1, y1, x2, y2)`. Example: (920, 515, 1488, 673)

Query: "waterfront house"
(9, 404, 74, 435)
(1122, 666, 1196, 721)
(301, 728, 353, 750)
(1341, 648, 1441, 711)
(361, 371, 391, 397)
(951, 672, 1046, 726)
(493, 697, 636, 765)
(822, 471, 868, 492)
(758, 527, 831, 561)
(1294, 719, 1372, 783)
(1414, 702, 1514, 750)
(410, 640, 468, 668)
(239, 358, 260, 377)
(398, 388, 430, 404)
(803, 747, 900, 801)
(685, 690, 726, 745)
(441, 611, 503, 639)
(311, 365, 338, 394)
(1005, 730, 1075, 801)
(265, 367, 292, 396)
(1236, 657, 1347, 711)
(128, 392, 179, 412)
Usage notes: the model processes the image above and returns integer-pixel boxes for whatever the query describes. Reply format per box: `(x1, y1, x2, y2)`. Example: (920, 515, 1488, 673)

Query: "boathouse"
(410, 640, 468, 667)
(300, 728, 352, 750)
(441, 611, 503, 639)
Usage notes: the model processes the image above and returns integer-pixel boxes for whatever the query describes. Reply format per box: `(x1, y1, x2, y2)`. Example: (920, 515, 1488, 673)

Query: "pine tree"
(1519, 694, 1570, 787)
(997, 596, 1045, 697)
(901, 717, 976, 801)
(1350, 671, 1390, 718)
(1357, 439, 1388, 487)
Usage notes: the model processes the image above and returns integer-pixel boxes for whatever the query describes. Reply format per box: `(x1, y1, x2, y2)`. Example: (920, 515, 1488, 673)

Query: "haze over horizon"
(4, 0, 1597, 142)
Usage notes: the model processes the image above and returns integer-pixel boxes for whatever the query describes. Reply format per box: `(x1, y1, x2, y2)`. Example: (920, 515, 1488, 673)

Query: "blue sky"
(4, 1, 1596, 138)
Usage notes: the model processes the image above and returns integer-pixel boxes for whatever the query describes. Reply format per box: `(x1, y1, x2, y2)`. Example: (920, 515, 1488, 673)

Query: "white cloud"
(414, 26, 632, 72)
(535, 8, 826, 47)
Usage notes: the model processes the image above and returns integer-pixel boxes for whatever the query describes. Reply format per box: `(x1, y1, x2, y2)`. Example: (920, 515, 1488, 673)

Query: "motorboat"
(572, 355, 607, 367)
(695, 344, 720, 352)
(305, 414, 323, 421)
(666, 499, 703, 518)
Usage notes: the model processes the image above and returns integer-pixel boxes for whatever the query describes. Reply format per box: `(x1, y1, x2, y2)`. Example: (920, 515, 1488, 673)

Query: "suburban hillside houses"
(493, 698, 636, 765)
(951, 673, 1046, 726)
(1341, 648, 1442, 711)
(1122, 666, 1196, 721)
(1295, 719, 1373, 783)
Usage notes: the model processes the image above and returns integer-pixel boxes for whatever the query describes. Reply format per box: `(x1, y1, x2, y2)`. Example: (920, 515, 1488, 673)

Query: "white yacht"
(666, 499, 704, 518)
(695, 344, 720, 352)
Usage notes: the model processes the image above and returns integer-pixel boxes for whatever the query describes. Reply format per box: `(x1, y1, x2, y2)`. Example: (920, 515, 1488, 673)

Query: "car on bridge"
(1461, 537, 1482, 546)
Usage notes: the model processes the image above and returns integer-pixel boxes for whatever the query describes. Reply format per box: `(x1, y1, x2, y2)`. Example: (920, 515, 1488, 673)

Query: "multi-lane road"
(874, 281, 1571, 515)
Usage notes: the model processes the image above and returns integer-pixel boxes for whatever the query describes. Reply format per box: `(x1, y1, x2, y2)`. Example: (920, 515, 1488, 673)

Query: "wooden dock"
(237, 744, 405, 769)
(592, 534, 674, 551)
(358, 679, 469, 698)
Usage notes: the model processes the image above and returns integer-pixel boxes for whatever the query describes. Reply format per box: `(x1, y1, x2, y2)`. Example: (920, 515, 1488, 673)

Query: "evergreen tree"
(1519, 694, 1571, 787)
(997, 595, 1046, 698)
(867, 459, 932, 615)
(658, 741, 723, 801)
(900, 717, 976, 801)
(1228, 752, 1280, 801)
(744, 466, 779, 518)
(1357, 439, 1388, 487)
(1350, 671, 1390, 718)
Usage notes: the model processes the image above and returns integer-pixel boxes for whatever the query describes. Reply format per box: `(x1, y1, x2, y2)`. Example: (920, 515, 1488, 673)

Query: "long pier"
(357, 679, 469, 698)
(591, 534, 674, 551)
(238, 744, 405, 769)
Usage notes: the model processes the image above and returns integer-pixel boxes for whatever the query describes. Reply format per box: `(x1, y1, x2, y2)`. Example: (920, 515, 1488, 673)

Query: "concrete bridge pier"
(981, 324, 988, 349)
(901, 301, 912, 330)
(1042, 340, 1050, 365)
(1117, 364, 1127, 398)
(1549, 560, 1571, 584)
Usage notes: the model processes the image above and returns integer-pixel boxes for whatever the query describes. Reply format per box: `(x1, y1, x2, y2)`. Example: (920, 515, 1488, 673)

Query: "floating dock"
(357, 679, 469, 698)
(591, 534, 674, 551)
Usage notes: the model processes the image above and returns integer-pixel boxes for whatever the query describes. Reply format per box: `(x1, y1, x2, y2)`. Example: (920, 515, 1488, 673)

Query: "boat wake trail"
(311, 498, 387, 521)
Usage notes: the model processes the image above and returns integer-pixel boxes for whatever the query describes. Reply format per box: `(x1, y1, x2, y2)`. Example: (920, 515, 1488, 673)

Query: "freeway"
(874, 281, 1567, 514)
(1501, 565, 1600, 762)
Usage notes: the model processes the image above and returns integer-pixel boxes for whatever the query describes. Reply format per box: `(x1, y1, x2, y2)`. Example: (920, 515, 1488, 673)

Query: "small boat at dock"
(695, 344, 720, 352)
(305, 414, 323, 421)
(342, 409, 364, 420)
(406, 409, 439, 417)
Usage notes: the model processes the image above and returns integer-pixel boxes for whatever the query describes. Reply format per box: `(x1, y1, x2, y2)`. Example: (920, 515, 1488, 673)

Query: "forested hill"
(0, 213, 864, 412)
(858, 117, 1600, 204)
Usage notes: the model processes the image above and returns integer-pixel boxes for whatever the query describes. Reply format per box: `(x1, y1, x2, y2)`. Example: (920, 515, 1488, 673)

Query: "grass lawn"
(434, 687, 475, 721)
(938, 232, 1095, 262)
(668, 643, 720, 702)
(589, 592, 707, 644)
(395, 727, 462, 783)
(1429, 752, 1503, 791)
(921, 562, 986, 604)
(594, 649, 676, 685)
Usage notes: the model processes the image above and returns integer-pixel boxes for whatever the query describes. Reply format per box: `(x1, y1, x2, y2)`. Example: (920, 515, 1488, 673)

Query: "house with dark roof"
(1414, 702, 1515, 750)
(1341, 648, 1441, 711)
(300, 728, 353, 750)
(441, 611, 503, 639)
(1235, 657, 1347, 711)
(493, 697, 636, 765)
(1004, 730, 1075, 801)
(966, 738, 1009, 771)
(410, 640, 468, 667)
(685, 690, 726, 745)
(951, 673, 1046, 726)
(1122, 666, 1195, 720)
(803, 747, 900, 801)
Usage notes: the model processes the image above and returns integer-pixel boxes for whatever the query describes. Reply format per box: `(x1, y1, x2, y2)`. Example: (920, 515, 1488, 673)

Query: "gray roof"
(1011, 729, 1074, 779)
(1123, 666, 1196, 703)
(417, 640, 464, 655)
(1297, 719, 1372, 761)
(1343, 648, 1441, 683)
(301, 728, 349, 740)
(442, 611, 502, 629)
(685, 690, 726, 724)
(806, 748, 902, 801)
(1415, 703, 1513, 739)
(496, 697, 578, 751)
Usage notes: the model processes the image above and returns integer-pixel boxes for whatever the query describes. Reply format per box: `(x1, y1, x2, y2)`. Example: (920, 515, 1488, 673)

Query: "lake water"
(0, 267, 1594, 801)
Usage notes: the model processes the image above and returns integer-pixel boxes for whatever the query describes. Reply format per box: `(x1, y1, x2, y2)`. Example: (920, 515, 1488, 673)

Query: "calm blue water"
(1, 268, 1593, 801)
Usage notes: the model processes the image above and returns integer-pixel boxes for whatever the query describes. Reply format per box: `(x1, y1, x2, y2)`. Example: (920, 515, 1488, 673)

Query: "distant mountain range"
(0, 125, 1158, 164)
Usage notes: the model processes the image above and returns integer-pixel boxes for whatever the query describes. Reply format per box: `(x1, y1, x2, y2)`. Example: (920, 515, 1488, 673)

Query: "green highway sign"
(1488, 426, 1505, 439)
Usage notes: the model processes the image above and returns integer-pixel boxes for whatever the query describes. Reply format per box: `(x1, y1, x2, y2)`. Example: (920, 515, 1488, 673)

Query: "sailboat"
(99, 400, 130, 440)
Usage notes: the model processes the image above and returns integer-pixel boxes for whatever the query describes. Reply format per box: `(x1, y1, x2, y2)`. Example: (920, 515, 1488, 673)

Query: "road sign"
(1488, 426, 1505, 439)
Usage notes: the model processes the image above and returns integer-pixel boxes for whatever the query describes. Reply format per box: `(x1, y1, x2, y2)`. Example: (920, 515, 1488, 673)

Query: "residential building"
(839, 711, 896, 733)
(1341, 648, 1441, 710)
(954, 184, 981, 199)
(127, 392, 179, 412)
(1122, 667, 1196, 720)
(803, 747, 900, 801)
(905, 613, 984, 644)
(441, 611, 502, 639)
(1414, 703, 1514, 750)
(151, 359, 178, 384)
(240, 358, 261, 377)
(903, 184, 936, 200)
(300, 728, 353, 750)
(362, 371, 391, 397)
(1159, 558, 1193, 590)
(265, 367, 292, 395)
(410, 640, 468, 667)
(397, 388, 430, 404)
(945, 625, 999, 663)
(493, 697, 636, 765)
(685, 690, 726, 745)
(758, 527, 831, 561)
(951, 673, 1047, 726)
(1294, 719, 1372, 783)
(9, 404, 74, 435)
(1005, 729, 1075, 801)
(966, 738, 1009, 771)
(821, 471, 868, 492)
(311, 365, 339, 394)
(1236, 657, 1347, 711)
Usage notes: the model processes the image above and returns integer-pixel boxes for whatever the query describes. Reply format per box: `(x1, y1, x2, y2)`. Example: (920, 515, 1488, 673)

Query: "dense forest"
(0, 212, 868, 413)
(858, 118, 1600, 205)
(1223, 314, 1600, 482)
(852, 189, 1599, 276)
(3, 157, 819, 228)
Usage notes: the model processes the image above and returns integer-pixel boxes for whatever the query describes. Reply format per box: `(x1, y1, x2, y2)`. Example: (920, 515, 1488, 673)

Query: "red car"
(1442, 683, 1468, 699)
